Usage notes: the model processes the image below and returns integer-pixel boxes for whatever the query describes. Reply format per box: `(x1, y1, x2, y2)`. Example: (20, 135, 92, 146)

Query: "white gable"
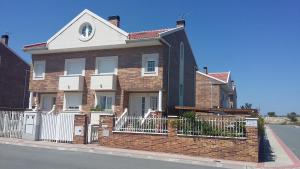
(47, 9, 128, 50)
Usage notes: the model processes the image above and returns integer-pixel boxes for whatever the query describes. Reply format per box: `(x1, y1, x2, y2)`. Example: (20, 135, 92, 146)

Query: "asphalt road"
(0, 144, 222, 169)
(269, 125, 300, 159)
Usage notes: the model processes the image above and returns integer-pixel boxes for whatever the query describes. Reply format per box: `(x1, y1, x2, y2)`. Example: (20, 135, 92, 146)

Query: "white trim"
(141, 53, 159, 76)
(64, 58, 86, 76)
(47, 9, 128, 45)
(95, 56, 118, 75)
(33, 60, 46, 80)
(196, 71, 227, 84)
(158, 90, 162, 111)
(158, 27, 184, 37)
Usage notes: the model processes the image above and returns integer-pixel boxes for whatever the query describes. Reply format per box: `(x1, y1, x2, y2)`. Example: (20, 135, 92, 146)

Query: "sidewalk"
(0, 126, 299, 169)
(258, 126, 300, 169)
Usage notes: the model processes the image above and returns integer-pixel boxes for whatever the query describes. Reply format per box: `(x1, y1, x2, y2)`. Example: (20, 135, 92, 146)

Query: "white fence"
(113, 116, 168, 134)
(177, 116, 246, 138)
(40, 113, 75, 143)
(0, 111, 24, 138)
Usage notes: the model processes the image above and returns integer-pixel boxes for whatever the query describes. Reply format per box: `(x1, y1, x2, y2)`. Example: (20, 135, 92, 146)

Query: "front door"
(41, 94, 56, 111)
(129, 95, 146, 116)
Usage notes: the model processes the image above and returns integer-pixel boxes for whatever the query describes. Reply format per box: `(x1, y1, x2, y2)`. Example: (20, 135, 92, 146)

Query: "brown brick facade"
(99, 115, 259, 162)
(195, 72, 237, 109)
(0, 42, 30, 109)
(73, 114, 88, 144)
(30, 46, 165, 116)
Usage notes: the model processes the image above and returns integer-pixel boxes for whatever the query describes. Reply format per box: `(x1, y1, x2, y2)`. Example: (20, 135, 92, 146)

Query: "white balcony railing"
(90, 74, 116, 90)
(58, 75, 84, 91)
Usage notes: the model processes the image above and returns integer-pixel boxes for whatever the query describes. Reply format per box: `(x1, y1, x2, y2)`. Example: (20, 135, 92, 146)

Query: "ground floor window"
(150, 96, 158, 110)
(64, 92, 82, 111)
(95, 92, 115, 111)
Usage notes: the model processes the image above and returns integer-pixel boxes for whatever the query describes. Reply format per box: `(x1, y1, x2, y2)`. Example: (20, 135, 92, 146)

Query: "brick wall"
(195, 72, 220, 109)
(99, 116, 259, 162)
(0, 43, 30, 108)
(73, 114, 88, 144)
(29, 46, 165, 115)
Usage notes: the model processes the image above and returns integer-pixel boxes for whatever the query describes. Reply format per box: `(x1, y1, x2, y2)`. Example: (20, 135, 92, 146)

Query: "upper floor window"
(95, 56, 118, 75)
(64, 58, 85, 76)
(33, 60, 45, 80)
(142, 53, 159, 76)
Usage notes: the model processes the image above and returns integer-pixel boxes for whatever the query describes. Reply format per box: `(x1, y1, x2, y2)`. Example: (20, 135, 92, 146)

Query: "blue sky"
(1, 0, 300, 115)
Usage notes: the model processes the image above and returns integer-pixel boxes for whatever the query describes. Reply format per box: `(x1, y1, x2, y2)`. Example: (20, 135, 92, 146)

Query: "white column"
(158, 90, 162, 111)
(28, 92, 33, 110)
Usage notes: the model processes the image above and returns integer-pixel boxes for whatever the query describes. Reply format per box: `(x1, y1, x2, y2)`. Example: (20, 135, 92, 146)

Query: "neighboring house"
(0, 34, 30, 109)
(195, 69, 237, 109)
(23, 9, 197, 118)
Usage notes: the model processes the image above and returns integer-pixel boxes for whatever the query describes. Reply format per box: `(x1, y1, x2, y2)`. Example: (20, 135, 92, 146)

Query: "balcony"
(90, 74, 116, 90)
(58, 75, 84, 91)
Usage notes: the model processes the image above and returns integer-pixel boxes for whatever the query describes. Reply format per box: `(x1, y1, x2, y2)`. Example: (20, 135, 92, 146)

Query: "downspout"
(23, 68, 30, 109)
(159, 38, 171, 114)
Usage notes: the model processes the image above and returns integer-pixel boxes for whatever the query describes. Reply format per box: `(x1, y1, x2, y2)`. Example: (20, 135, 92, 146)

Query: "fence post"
(98, 114, 114, 146)
(245, 118, 259, 162)
(22, 111, 41, 140)
(73, 114, 87, 144)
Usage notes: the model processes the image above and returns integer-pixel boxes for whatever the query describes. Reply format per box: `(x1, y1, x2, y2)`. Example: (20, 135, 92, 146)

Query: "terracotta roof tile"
(208, 72, 230, 82)
(128, 29, 171, 40)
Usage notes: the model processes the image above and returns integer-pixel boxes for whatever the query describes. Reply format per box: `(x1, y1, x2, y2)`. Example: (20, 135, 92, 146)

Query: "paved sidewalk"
(0, 126, 299, 169)
(258, 126, 300, 169)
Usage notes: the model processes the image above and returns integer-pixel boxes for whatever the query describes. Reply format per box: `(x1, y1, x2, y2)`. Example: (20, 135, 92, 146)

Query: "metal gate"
(40, 113, 75, 143)
(0, 111, 24, 138)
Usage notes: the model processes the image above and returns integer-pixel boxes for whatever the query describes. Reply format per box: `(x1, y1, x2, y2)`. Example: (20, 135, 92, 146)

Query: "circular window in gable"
(79, 22, 95, 41)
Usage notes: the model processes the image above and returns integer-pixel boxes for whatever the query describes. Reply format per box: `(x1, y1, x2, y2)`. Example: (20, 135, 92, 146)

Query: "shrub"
(287, 112, 298, 122)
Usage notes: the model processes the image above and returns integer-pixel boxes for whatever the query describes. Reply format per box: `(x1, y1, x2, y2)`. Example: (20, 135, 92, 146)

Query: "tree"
(287, 112, 298, 122)
(241, 103, 252, 109)
(267, 112, 277, 117)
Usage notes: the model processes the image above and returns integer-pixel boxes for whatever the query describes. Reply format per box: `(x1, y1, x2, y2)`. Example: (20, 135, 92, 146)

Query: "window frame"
(33, 60, 46, 80)
(63, 92, 82, 111)
(142, 53, 159, 76)
(64, 58, 86, 76)
(94, 92, 115, 112)
(95, 56, 118, 75)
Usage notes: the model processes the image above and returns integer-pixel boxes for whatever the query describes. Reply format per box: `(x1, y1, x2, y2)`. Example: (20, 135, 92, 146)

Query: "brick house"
(23, 9, 197, 120)
(0, 34, 30, 109)
(195, 69, 237, 109)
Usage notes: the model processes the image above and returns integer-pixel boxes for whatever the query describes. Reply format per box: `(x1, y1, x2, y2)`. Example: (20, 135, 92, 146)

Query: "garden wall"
(98, 115, 259, 162)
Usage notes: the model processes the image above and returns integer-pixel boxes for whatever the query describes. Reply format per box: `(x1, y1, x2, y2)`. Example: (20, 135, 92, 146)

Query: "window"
(65, 58, 85, 76)
(147, 60, 155, 72)
(150, 96, 158, 110)
(142, 53, 159, 76)
(79, 22, 95, 41)
(141, 97, 146, 116)
(95, 56, 118, 75)
(33, 60, 45, 80)
(95, 92, 115, 111)
(64, 93, 82, 111)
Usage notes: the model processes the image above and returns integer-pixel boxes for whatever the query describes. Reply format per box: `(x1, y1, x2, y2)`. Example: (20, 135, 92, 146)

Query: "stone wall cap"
(245, 117, 259, 120)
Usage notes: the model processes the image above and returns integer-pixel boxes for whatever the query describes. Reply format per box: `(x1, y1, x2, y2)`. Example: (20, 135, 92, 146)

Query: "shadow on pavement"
(259, 133, 275, 162)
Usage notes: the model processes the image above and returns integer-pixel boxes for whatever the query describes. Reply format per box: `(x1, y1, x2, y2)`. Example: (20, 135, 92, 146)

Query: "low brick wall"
(73, 114, 87, 144)
(99, 115, 259, 162)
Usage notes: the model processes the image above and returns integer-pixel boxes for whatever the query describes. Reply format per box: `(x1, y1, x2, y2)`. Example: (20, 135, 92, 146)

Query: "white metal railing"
(114, 108, 128, 130)
(141, 109, 155, 125)
(113, 116, 168, 134)
(0, 110, 24, 138)
(177, 116, 246, 138)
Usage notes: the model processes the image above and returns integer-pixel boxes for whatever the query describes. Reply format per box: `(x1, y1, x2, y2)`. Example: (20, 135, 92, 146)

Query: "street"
(269, 124, 300, 159)
(0, 144, 222, 169)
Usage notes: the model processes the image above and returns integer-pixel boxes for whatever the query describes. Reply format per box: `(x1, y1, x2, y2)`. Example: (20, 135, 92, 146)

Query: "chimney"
(108, 15, 120, 27)
(1, 34, 9, 46)
(176, 19, 185, 28)
(203, 66, 208, 74)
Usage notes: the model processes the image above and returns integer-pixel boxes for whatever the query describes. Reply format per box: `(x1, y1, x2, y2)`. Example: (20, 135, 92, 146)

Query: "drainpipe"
(23, 69, 30, 109)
